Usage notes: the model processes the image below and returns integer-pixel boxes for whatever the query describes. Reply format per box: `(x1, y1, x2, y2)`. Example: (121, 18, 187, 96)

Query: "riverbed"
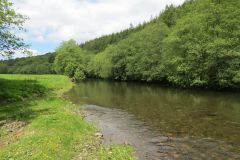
(65, 80, 240, 160)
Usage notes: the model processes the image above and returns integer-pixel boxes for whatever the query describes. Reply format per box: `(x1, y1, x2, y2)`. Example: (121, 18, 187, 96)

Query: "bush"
(74, 67, 86, 82)
(64, 62, 78, 78)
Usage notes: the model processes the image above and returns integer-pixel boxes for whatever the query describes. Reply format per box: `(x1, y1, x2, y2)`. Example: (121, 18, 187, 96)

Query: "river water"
(65, 80, 240, 160)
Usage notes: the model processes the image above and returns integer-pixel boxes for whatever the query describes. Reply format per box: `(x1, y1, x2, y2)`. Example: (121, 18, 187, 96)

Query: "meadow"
(0, 74, 134, 160)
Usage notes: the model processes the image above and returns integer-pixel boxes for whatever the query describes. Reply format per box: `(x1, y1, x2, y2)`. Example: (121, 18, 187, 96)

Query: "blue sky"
(13, 0, 185, 57)
(25, 40, 58, 54)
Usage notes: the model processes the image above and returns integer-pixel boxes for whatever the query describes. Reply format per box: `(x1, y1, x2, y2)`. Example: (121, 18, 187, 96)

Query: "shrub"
(74, 67, 86, 82)
(64, 62, 78, 78)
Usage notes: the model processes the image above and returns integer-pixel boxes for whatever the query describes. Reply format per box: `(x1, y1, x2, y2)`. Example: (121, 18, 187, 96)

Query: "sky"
(12, 0, 185, 56)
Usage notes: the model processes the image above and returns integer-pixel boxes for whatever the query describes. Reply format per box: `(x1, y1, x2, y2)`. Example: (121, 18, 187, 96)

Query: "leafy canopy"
(0, 0, 27, 57)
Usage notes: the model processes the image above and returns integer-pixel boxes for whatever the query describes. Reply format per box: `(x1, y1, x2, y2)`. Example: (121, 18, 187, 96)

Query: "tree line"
(0, 53, 55, 74)
(1, 0, 240, 90)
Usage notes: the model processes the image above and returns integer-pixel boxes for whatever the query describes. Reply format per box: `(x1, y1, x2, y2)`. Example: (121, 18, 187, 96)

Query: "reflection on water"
(65, 80, 240, 159)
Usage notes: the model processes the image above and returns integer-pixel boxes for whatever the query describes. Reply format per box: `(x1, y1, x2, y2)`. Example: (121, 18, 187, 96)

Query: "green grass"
(0, 74, 135, 160)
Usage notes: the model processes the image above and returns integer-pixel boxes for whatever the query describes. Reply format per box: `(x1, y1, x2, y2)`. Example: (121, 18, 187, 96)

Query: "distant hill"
(0, 53, 56, 74)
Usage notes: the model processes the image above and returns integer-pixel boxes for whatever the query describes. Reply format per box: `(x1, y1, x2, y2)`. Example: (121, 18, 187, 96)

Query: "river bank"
(0, 75, 135, 160)
(65, 80, 240, 160)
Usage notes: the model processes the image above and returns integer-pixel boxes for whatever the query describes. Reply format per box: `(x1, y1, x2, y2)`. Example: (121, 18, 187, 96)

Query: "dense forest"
(1, 0, 240, 90)
(0, 53, 55, 74)
(80, 22, 148, 53)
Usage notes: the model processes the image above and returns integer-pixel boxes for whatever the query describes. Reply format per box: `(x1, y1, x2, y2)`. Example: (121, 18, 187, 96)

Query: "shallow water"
(65, 80, 240, 160)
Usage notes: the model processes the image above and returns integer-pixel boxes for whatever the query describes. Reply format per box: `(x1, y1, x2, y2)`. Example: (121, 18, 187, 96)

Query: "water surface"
(65, 80, 240, 159)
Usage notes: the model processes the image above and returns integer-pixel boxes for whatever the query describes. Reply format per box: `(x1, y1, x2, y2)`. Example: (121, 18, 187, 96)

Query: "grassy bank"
(0, 74, 134, 160)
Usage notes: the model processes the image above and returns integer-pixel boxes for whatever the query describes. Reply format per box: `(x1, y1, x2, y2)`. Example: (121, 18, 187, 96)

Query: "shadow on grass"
(0, 78, 49, 124)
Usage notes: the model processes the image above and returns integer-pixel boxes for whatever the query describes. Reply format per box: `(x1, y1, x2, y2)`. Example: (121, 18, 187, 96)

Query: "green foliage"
(51, 0, 240, 90)
(78, 0, 240, 90)
(0, 0, 27, 57)
(80, 23, 147, 53)
(54, 39, 91, 76)
(163, 0, 240, 89)
(161, 4, 178, 27)
(74, 66, 86, 82)
(101, 22, 170, 81)
(0, 53, 56, 74)
(64, 62, 78, 78)
(87, 51, 112, 79)
(3, 0, 240, 90)
(0, 62, 7, 73)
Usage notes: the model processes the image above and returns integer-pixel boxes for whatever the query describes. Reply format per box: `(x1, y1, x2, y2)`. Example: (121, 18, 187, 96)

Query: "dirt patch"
(0, 120, 26, 148)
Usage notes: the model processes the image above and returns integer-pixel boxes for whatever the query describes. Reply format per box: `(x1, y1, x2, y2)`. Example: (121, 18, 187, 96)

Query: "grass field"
(0, 74, 134, 160)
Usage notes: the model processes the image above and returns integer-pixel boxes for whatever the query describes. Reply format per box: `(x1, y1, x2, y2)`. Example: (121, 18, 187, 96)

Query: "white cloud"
(0, 49, 38, 60)
(14, 49, 38, 58)
(13, 0, 185, 44)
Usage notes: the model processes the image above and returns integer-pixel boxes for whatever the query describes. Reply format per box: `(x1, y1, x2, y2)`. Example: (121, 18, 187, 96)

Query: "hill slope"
(2, 0, 240, 90)
(55, 0, 240, 90)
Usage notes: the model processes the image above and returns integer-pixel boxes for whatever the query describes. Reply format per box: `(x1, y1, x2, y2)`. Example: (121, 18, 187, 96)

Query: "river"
(65, 80, 240, 160)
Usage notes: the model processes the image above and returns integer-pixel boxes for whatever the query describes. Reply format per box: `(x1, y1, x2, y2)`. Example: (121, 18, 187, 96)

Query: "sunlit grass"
(0, 74, 135, 160)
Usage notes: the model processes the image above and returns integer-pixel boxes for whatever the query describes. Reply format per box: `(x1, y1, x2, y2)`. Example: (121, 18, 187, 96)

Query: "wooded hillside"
(1, 0, 240, 90)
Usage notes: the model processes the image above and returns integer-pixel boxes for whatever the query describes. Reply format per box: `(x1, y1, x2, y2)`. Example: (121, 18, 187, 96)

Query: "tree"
(163, 0, 240, 89)
(54, 39, 91, 79)
(74, 65, 86, 82)
(0, 0, 27, 57)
